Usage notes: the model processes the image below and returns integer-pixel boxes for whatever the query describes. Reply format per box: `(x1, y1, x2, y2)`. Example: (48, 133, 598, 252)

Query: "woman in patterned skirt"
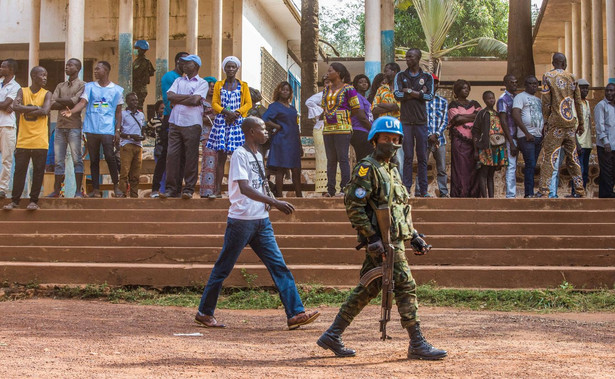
(200, 76, 218, 198)
(207, 56, 252, 197)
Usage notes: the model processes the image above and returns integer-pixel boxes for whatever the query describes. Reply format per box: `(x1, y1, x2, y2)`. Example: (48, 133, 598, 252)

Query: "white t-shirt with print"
(513, 91, 544, 138)
(227, 146, 268, 220)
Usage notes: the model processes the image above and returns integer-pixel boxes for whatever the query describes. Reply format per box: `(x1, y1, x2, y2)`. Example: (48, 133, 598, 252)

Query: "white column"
(565, 21, 572, 68)
(155, 0, 169, 100)
(364, 0, 381, 82)
(29, 0, 41, 85)
(118, 0, 134, 91)
(66, 0, 85, 79)
(186, 0, 198, 55)
(211, 0, 223, 78)
(571, 1, 582, 76)
(592, 0, 604, 86)
(581, 0, 592, 82)
(557, 37, 564, 53)
(607, 0, 615, 82)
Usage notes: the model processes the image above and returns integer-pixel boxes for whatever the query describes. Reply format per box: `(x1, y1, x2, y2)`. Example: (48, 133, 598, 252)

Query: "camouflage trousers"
(338, 241, 419, 329)
(538, 126, 585, 196)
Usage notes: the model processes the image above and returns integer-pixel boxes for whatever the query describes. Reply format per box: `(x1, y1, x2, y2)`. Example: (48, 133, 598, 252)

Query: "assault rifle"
(358, 204, 394, 341)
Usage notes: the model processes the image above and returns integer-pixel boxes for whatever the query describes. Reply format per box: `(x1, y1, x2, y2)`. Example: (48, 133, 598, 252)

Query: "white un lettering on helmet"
(385, 120, 395, 129)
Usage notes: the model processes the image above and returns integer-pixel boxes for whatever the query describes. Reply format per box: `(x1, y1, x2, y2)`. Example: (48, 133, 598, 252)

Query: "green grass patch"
(2, 282, 614, 313)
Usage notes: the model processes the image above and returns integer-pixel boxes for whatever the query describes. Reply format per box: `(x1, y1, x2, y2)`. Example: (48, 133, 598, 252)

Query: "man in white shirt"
(0, 59, 21, 199)
(195, 117, 320, 330)
(595, 83, 615, 198)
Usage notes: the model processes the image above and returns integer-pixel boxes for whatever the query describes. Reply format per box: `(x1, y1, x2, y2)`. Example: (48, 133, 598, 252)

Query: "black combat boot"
(317, 315, 356, 357)
(407, 323, 447, 360)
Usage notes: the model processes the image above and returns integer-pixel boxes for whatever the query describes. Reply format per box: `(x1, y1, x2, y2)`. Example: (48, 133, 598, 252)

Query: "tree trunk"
(301, 0, 319, 137)
(507, 0, 535, 82)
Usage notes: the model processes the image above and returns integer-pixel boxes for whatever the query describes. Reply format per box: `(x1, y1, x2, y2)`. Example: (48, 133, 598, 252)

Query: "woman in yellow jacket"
(207, 56, 252, 197)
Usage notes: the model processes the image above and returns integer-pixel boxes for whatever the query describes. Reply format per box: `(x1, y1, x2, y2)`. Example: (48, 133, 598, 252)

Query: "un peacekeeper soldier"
(316, 116, 447, 360)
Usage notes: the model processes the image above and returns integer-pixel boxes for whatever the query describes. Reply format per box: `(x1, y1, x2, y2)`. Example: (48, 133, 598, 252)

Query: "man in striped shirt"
(426, 74, 449, 197)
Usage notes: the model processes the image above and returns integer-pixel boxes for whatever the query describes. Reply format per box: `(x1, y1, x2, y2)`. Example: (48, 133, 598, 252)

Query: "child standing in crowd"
(321, 62, 361, 197)
(263, 81, 303, 197)
(118, 92, 145, 198)
(4, 67, 51, 211)
(472, 91, 512, 198)
(200, 76, 218, 198)
(208, 56, 252, 197)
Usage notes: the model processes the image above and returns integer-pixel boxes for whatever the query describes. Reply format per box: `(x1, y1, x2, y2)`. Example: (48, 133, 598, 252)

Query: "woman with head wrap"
(207, 56, 252, 197)
(200, 76, 218, 197)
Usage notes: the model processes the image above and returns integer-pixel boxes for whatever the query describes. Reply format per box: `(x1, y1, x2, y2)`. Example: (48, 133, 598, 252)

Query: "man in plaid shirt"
(426, 74, 449, 197)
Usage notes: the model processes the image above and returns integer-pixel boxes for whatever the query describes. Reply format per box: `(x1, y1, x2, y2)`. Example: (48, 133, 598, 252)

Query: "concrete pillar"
(607, 0, 615, 83)
(565, 22, 572, 67)
(155, 0, 169, 100)
(571, 1, 581, 77)
(557, 37, 564, 53)
(186, 0, 198, 55)
(118, 0, 133, 91)
(29, 0, 41, 85)
(232, 0, 242, 70)
(364, 0, 381, 82)
(66, 0, 85, 79)
(592, 0, 604, 86)
(380, 0, 395, 70)
(581, 0, 592, 82)
(211, 0, 223, 78)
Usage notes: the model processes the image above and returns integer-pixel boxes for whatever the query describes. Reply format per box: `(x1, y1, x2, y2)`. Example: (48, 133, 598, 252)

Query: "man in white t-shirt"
(512, 75, 544, 198)
(195, 117, 320, 330)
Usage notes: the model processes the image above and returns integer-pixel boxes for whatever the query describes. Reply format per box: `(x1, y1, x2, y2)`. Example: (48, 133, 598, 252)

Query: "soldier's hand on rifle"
(410, 231, 432, 255)
(367, 235, 385, 258)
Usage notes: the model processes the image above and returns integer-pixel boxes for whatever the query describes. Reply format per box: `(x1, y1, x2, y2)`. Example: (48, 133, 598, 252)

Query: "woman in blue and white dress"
(208, 56, 252, 197)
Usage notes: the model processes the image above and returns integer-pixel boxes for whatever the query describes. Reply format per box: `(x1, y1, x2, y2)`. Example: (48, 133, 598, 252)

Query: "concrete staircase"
(1, 198, 614, 289)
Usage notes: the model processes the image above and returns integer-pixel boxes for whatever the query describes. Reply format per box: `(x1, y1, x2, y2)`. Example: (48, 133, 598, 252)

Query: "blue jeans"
(54, 128, 84, 175)
(517, 136, 542, 196)
(505, 140, 518, 198)
(549, 148, 565, 197)
(198, 217, 305, 319)
(402, 124, 428, 195)
(323, 133, 351, 196)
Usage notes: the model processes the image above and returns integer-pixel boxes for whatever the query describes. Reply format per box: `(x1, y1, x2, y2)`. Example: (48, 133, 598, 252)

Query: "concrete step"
(2, 209, 615, 223)
(1, 246, 613, 267)
(1, 234, 614, 249)
(2, 261, 613, 289)
(1, 221, 614, 236)
(26, 197, 615, 210)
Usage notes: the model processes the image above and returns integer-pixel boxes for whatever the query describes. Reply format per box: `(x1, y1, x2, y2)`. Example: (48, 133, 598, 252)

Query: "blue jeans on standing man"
(54, 128, 84, 175)
(402, 123, 428, 195)
(517, 136, 542, 197)
(198, 217, 305, 319)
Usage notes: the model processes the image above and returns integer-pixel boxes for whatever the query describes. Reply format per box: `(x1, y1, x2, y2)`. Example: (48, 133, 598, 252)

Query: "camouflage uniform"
(132, 55, 155, 109)
(538, 69, 585, 196)
(338, 155, 420, 328)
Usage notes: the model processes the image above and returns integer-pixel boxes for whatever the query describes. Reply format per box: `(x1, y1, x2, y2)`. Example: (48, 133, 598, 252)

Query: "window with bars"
(260, 48, 287, 106)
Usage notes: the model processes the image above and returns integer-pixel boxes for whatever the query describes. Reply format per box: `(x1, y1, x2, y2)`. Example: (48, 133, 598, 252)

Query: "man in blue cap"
(316, 116, 447, 361)
(162, 54, 209, 199)
(132, 40, 155, 110)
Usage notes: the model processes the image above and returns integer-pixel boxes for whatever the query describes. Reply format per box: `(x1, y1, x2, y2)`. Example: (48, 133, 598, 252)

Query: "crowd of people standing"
(1, 47, 614, 209)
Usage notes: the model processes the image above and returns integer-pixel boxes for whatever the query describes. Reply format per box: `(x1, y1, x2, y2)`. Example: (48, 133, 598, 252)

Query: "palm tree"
(396, 0, 507, 76)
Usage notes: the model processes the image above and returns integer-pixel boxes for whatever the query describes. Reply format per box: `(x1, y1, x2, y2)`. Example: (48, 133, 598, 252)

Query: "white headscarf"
(222, 56, 241, 70)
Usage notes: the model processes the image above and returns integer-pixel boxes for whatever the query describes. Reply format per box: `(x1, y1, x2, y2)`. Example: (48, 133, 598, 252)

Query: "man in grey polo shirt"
(161, 54, 209, 199)
(0, 59, 21, 200)
(48, 58, 86, 197)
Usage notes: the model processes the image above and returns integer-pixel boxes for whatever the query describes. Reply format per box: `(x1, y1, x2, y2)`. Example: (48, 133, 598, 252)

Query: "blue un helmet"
(367, 116, 404, 143)
(134, 40, 150, 50)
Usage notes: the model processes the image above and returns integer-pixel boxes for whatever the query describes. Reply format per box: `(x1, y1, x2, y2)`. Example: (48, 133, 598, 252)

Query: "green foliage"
(395, 0, 508, 57)
(319, 0, 365, 57)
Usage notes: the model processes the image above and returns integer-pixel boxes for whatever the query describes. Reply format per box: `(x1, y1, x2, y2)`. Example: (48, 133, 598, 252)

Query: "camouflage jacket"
(344, 154, 415, 242)
(541, 69, 584, 129)
(132, 56, 155, 92)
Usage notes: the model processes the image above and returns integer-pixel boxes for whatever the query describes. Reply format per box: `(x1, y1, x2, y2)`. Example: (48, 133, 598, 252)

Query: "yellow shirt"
(371, 84, 400, 119)
(17, 87, 49, 149)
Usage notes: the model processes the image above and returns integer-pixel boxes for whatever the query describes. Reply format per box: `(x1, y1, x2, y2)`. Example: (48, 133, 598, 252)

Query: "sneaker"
(287, 310, 320, 330)
(150, 191, 160, 198)
(26, 202, 39, 210)
(87, 189, 102, 198)
(3, 202, 18, 210)
(181, 192, 193, 199)
(0, 190, 7, 199)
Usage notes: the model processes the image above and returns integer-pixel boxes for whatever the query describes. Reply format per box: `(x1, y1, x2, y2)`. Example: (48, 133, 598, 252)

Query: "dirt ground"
(1, 299, 614, 378)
